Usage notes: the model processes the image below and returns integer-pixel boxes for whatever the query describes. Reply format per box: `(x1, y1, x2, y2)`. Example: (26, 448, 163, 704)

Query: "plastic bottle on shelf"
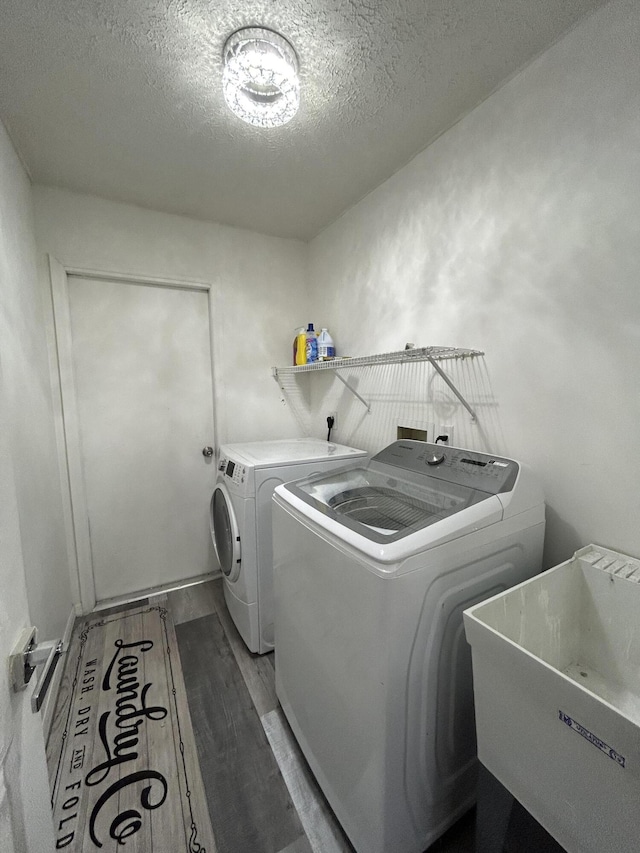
(305, 323, 318, 363)
(293, 327, 306, 365)
(317, 328, 335, 361)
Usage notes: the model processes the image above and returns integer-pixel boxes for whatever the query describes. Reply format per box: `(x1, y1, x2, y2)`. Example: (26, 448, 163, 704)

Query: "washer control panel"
(373, 440, 519, 494)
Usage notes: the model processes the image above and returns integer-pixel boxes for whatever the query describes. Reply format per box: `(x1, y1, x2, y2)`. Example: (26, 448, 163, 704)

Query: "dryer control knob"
(426, 450, 445, 465)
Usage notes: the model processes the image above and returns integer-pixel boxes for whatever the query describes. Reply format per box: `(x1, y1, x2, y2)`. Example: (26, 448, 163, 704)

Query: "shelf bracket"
(335, 371, 371, 412)
(427, 357, 478, 422)
(272, 366, 286, 394)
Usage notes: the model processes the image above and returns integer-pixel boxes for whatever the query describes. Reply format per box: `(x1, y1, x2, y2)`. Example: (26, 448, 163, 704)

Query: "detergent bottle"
(317, 328, 335, 360)
(293, 327, 306, 365)
(305, 323, 318, 363)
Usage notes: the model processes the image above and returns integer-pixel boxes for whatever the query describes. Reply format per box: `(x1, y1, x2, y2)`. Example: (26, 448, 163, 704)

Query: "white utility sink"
(464, 544, 640, 853)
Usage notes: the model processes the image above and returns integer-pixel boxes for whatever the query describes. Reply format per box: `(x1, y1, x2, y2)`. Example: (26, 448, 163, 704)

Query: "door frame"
(47, 255, 218, 613)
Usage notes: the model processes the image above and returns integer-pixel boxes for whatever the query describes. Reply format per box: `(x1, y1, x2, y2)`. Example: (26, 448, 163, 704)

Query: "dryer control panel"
(218, 455, 246, 485)
(372, 441, 518, 494)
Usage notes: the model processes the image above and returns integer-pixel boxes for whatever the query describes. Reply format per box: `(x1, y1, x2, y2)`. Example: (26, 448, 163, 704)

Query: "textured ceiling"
(0, 0, 609, 240)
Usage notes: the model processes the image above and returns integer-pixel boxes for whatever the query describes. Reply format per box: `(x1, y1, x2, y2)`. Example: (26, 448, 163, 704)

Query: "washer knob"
(426, 450, 445, 465)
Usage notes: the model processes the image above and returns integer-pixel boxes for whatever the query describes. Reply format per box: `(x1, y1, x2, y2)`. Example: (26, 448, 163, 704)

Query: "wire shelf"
(273, 346, 484, 375)
(272, 346, 484, 421)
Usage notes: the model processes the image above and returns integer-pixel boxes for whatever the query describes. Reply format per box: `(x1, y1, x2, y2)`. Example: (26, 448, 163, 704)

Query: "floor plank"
(164, 581, 218, 625)
(176, 612, 307, 853)
(276, 836, 314, 853)
(262, 709, 354, 853)
(209, 579, 279, 718)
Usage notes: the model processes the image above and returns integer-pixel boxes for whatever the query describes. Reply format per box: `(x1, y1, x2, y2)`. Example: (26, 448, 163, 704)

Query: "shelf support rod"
(335, 371, 371, 412)
(426, 357, 478, 422)
(272, 366, 285, 393)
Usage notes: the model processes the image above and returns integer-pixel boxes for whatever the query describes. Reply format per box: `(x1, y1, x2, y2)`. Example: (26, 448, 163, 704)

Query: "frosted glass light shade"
(223, 27, 299, 128)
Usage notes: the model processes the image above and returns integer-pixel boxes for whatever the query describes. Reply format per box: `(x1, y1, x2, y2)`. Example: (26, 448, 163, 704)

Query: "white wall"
(308, 0, 640, 569)
(0, 120, 57, 852)
(0, 122, 72, 640)
(33, 188, 309, 446)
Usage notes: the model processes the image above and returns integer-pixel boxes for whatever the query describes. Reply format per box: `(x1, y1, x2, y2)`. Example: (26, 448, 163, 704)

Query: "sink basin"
(464, 544, 640, 853)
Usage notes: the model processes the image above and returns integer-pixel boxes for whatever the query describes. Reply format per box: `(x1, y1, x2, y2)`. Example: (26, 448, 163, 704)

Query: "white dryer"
(272, 439, 545, 853)
(210, 438, 367, 654)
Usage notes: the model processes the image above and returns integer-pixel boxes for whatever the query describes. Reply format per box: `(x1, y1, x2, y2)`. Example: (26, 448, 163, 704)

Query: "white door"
(0, 363, 56, 852)
(62, 273, 217, 605)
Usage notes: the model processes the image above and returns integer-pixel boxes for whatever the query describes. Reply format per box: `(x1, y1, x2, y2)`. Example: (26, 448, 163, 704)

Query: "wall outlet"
(437, 425, 454, 445)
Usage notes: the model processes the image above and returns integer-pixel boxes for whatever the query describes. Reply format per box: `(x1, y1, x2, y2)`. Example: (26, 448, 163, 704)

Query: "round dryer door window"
(210, 484, 241, 581)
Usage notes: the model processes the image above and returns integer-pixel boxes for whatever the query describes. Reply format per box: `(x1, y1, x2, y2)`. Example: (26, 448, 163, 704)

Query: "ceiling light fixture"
(222, 27, 300, 128)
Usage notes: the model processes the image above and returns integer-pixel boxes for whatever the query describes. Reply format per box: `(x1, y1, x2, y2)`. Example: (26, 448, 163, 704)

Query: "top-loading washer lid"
(284, 464, 492, 543)
(282, 440, 520, 545)
(326, 484, 436, 534)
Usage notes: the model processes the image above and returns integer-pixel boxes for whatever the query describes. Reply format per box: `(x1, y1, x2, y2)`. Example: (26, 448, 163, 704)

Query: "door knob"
(202, 446, 214, 458)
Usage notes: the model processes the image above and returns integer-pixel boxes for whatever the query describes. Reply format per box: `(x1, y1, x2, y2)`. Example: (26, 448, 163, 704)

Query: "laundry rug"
(49, 605, 215, 852)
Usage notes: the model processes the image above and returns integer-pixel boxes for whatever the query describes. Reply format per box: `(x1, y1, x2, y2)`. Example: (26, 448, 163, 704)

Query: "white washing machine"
(210, 438, 367, 654)
(272, 439, 546, 853)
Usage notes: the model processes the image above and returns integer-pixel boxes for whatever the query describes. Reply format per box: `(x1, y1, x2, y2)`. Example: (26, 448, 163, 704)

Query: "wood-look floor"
(47, 578, 477, 853)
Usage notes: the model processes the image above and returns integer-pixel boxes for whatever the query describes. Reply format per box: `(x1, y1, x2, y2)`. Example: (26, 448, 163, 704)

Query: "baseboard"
(41, 606, 76, 739)
(93, 571, 220, 613)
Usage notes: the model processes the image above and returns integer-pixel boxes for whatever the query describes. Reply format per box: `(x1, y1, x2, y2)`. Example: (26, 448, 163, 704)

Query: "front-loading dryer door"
(210, 482, 241, 582)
